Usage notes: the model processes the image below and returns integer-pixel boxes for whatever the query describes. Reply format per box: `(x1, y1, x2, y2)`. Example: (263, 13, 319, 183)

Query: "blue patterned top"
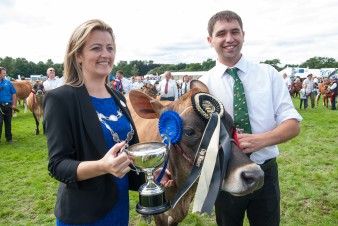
(56, 96, 132, 226)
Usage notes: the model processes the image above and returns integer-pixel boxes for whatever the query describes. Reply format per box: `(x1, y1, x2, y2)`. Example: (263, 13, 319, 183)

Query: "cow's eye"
(183, 128, 196, 137)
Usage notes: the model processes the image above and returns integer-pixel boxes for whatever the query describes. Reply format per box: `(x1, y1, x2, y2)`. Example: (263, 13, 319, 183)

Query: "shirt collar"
(215, 56, 248, 77)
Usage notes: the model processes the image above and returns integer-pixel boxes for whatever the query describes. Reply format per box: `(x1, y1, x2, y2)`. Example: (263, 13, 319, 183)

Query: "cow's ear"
(129, 90, 163, 119)
(190, 80, 209, 93)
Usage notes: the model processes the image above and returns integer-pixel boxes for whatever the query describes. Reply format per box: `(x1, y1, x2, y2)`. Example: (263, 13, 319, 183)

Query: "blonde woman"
(43, 19, 145, 225)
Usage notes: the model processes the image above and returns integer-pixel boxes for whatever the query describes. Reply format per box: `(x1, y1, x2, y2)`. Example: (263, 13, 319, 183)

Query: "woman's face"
(76, 30, 115, 80)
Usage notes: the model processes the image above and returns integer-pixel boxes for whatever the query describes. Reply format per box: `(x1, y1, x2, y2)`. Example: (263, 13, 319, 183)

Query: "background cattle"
(11, 80, 32, 114)
(316, 81, 331, 108)
(127, 80, 264, 226)
(27, 81, 45, 135)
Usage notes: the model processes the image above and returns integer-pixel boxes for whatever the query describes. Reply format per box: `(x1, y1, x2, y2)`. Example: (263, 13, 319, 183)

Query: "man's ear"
(207, 36, 213, 47)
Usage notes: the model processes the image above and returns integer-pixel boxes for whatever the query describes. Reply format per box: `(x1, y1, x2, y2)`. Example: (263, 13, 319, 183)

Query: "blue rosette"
(158, 110, 183, 144)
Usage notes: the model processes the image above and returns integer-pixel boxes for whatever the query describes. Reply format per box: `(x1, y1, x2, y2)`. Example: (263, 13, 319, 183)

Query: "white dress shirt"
(303, 78, 314, 93)
(132, 82, 144, 90)
(284, 77, 292, 91)
(157, 79, 178, 100)
(181, 82, 190, 96)
(199, 57, 302, 164)
(43, 78, 59, 91)
(121, 77, 132, 94)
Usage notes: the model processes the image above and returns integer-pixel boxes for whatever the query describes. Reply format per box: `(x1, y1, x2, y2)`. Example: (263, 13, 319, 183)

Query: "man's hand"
(12, 105, 19, 113)
(153, 168, 174, 188)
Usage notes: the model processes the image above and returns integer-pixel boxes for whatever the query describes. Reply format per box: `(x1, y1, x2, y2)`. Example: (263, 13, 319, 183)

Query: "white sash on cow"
(192, 114, 220, 213)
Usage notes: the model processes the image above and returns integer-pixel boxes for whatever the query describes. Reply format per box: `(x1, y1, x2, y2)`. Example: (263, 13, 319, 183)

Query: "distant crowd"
(282, 73, 337, 110)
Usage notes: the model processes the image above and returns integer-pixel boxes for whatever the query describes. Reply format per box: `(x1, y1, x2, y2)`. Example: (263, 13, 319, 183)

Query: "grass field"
(0, 99, 337, 226)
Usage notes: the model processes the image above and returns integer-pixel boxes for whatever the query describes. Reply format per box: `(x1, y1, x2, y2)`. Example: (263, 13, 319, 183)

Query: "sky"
(1, 0, 338, 67)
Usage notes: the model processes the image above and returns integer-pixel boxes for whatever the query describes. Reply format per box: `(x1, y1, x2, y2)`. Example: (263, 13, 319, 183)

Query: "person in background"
(199, 10, 302, 226)
(56, 70, 65, 88)
(157, 71, 178, 101)
(131, 76, 144, 90)
(111, 70, 132, 94)
(313, 75, 319, 96)
(303, 73, 315, 108)
(43, 19, 145, 226)
(329, 77, 337, 110)
(282, 73, 292, 94)
(180, 75, 191, 96)
(299, 83, 308, 109)
(43, 67, 59, 91)
(0, 67, 17, 142)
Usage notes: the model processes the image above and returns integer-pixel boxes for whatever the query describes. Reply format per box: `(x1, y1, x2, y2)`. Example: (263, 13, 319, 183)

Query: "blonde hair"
(63, 19, 116, 87)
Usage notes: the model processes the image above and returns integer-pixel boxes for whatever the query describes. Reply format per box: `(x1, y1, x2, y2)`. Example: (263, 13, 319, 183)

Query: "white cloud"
(0, 0, 337, 66)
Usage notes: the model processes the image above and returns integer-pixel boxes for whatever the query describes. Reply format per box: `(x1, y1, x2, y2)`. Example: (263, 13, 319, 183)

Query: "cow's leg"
(154, 213, 178, 226)
(316, 94, 321, 107)
(24, 99, 28, 113)
(33, 113, 40, 135)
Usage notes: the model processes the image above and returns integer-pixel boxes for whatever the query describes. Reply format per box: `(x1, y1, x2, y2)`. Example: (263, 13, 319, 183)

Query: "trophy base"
(136, 200, 171, 215)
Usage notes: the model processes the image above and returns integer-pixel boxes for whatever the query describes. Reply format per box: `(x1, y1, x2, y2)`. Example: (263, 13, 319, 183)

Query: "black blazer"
(43, 85, 145, 224)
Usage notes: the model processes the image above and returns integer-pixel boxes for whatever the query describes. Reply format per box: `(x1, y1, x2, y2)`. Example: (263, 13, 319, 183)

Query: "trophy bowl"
(123, 136, 171, 215)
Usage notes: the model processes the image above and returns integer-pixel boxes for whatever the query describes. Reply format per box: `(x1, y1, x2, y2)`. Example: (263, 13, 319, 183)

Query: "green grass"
(0, 99, 337, 225)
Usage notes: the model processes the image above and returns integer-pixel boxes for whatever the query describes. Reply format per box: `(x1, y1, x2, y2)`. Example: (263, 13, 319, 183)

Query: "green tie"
(227, 68, 252, 134)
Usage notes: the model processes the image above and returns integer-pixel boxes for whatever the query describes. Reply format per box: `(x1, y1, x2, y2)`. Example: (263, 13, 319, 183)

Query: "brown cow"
(127, 80, 264, 226)
(290, 80, 302, 98)
(316, 81, 331, 108)
(27, 81, 45, 135)
(12, 80, 32, 113)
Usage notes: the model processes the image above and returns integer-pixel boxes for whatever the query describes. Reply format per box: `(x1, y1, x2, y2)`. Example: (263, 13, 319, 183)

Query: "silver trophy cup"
(122, 135, 171, 215)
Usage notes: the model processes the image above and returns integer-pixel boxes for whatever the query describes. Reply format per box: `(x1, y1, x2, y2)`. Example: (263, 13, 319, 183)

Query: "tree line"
(1, 56, 337, 80)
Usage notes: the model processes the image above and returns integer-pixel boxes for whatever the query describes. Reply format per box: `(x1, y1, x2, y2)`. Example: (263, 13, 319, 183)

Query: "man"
(111, 70, 132, 94)
(329, 77, 337, 110)
(0, 67, 17, 142)
(199, 10, 302, 226)
(131, 76, 144, 90)
(282, 72, 292, 93)
(303, 73, 315, 108)
(180, 75, 191, 96)
(43, 67, 59, 91)
(157, 71, 178, 101)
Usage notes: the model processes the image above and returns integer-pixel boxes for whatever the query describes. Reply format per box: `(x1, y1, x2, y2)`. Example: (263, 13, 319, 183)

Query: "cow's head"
(32, 81, 45, 96)
(128, 80, 264, 225)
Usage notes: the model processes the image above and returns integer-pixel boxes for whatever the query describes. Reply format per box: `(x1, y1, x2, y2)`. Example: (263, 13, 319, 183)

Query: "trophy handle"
(161, 134, 171, 150)
(121, 145, 141, 175)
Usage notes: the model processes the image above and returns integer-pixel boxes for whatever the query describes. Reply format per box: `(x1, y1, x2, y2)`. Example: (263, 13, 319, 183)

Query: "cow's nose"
(241, 168, 264, 190)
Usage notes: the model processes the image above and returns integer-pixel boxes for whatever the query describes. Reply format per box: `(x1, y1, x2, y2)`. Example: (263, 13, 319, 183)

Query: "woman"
(43, 19, 145, 225)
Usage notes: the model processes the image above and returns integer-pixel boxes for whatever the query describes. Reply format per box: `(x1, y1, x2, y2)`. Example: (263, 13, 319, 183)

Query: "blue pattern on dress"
(56, 96, 132, 226)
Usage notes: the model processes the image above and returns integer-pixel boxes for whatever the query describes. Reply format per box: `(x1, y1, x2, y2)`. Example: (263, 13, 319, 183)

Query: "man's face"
(0, 69, 6, 80)
(164, 73, 170, 80)
(116, 73, 122, 80)
(47, 68, 55, 78)
(207, 19, 245, 66)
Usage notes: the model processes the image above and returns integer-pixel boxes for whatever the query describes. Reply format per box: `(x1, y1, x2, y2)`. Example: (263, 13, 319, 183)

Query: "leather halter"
(173, 128, 240, 167)
(173, 143, 194, 166)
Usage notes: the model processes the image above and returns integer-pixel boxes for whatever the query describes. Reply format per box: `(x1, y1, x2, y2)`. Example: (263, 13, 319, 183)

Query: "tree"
(299, 56, 338, 69)
(201, 59, 215, 71)
(260, 59, 283, 71)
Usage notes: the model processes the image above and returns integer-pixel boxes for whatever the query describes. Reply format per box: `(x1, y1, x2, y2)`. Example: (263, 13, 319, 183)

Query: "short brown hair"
(0, 67, 6, 72)
(116, 70, 124, 76)
(207, 10, 243, 36)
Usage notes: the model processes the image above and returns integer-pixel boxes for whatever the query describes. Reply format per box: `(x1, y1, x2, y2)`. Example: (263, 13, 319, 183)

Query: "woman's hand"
(101, 141, 132, 178)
